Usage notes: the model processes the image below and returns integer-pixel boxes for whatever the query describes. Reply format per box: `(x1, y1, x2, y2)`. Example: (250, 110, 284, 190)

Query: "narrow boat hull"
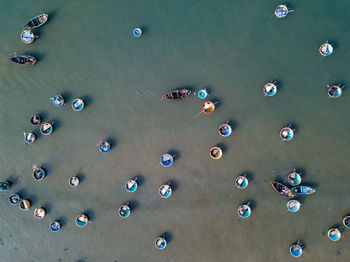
(291, 186, 315, 195)
(270, 181, 295, 198)
(162, 89, 191, 100)
(9, 55, 37, 66)
(25, 14, 48, 29)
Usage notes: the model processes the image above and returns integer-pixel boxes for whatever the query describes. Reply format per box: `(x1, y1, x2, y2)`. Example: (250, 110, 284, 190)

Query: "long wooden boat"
(162, 89, 191, 100)
(270, 181, 295, 198)
(9, 55, 37, 66)
(291, 186, 315, 195)
(25, 13, 48, 29)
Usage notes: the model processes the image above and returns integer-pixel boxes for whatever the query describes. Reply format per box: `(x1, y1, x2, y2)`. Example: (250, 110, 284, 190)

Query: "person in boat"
(282, 187, 289, 195)
(220, 125, 228, 135)
(239, 206, 248, 216)
(329, 87, 339, 96)
(211, 148, 220, 157)
(42, 123, 51, 132)
(38, 15, 46, 23)
(32, 115, 40, 125)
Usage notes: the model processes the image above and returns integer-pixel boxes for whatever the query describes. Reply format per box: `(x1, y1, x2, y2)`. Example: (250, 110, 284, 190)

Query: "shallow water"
(1, 0, 350, 261)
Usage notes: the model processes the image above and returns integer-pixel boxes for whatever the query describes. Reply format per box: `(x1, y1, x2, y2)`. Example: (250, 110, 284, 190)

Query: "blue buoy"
(133, 28, 142, 37)
(198, 89, 208, 99)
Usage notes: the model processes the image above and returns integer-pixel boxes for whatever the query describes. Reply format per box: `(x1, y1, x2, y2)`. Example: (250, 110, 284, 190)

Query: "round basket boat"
(72, 98, 84, 111)
(287, 172, 301, 186)
(24, 132, 36, 144)
(263, 82, 277, 96)
(238, 204, 251, 218)
(328, 85, 342, 98)
(8, 193, 21, 205)
(280, 127, 294, 141)
(49, 221, 61, 232)
(289, 242, 303, 258)
(98, 141, 111, 153)
(159, 184, 172, 198)
(21, 29, 35, 44)
(202, 101, 215, 114)
(198, 89, 208, 99)
(155, 237, 167, 250)
(235, 176, 248, 189)
(160, 154, 173, 167)
(69, 176, 80, 187)
(30, 114, 41, 126)
(40, 123, 53, 135)
(125, 179, 138, 192)
(75, 214, 89, 227)
(287, 200, 301, 213)
(219, 123, 232, 137)
(0, 181, 10, 191)
(133, 27, 142, 37)
(19, 199, 31, 211)
(319, 42, 333, 56)
(275, 5, 290, 18)
(210, 147, 222, 160)
(343, 216, 350, 229)
(34, 207, 46, 219)
(50, 95, 64, 107)
(118, 204, 131, 218)
(33, 167, 45, 181)
(328, 228, 341, 241)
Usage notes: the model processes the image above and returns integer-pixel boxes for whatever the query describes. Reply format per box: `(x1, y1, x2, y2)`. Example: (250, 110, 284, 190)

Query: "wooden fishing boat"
(291, 186, 315, 195)
(162, 89, 191, 100)
(270, 181, 295, 198)
(9, 55, 37, 66)
(25, 13, 48, 29)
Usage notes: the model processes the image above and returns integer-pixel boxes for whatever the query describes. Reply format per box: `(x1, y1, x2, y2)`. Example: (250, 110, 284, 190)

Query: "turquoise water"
(1, 0, 350, 261)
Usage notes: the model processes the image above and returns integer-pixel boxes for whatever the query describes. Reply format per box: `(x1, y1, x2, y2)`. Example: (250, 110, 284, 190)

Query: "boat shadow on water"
(162, 231, 173, 243)
(80, 95, 93, 108)
(42, 202, 52, 214)
(133, 174, 145, 186)
(216, 143, 228, 154)
(83, 208, 95, 221)
(56, 216, 67, 227)
(126, 199, 139, 211)
(167, 179, 179, 191)
(16, 188, 38, 205)
(6, 175, 19, 187)
(167, 149, 180, 161)
(244, 199, 257, 210)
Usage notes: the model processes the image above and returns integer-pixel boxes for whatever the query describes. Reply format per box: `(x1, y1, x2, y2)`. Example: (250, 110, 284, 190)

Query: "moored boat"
(319, 41, 333, 56)
(34, 207, 46, 219)
(280, 126, 294, 141)
(287, 170, 302, 186)
(155, 236, 167, 250)
(25, 13, 48, 29)
(291, 186, 315, 195)
(328, 84, 343, 98)
(0, 181, 11, 191)
(19, 199, 31, 211)
(162, 89, 191, 100)
(24, 132, 36, 144)
(40, 123, 53, 135)
(343, 216, 350, 229)
(270, 181, 295, 198)
(263, 81, 278, 96)
(75, 214, 89, 227)
(328, 228, 341, 241)
(289, 241, 303, 257)
(9, 55, 37, 66)
(275, 5, 293, 18)
(49, 221, 61, 232)
(21, 29, 35, 44)
(237, 203, 251, 218)
(287, 200, 301, 213)
(8, 193, 21, 205)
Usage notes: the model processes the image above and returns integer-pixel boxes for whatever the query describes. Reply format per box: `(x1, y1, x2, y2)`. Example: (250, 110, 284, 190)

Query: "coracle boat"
(40, 123, 53, 135)
(125, 179, 138, 192)
(287, 200, 301, 213)
(9, 55, 37, 66)
(19, 199, 31, 211)
(275, 5, 293, 18)
(21, 29, 35, 44)
(291, 186, 315, 195)
(343, 216, 350, 229)
(118, 204, 131, 218)
(319, 41, 333, 57)
(33, 167, 46, 181)
(162, 89, 191, 100)
(0, 181, 10, 191)
(237, 203, 251, 218)
(270, 181, 295, 198)
(34, 207, 46, 219)
(159, 184, 172, 198)
(75, 214, 89, 227)
(287, 170, 302, 186)
(25, 13, 48, 29)
(49, 221, 61, 232)
(289, 241, 303, 258)
(8, 193, 21, 205)
(328, 228, 341, 241)
(155, 236, 167, 250)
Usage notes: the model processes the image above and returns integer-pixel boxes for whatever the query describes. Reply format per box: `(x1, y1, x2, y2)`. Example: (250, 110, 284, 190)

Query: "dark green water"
(1, 0, 350, 261)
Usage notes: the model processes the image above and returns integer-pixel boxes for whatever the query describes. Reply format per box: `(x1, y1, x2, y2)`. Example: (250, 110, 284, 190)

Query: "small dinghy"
(198, 89, 208, 99)
(24, 132, 36, 144)
(287, 170, 302, 186)
(159, 184, 172, 198)
(328, 84, 343, 98)
(33, 167, 45, 181)
(125, 179, 138, 192)
(21, 29, 35, 44)
(263, 81, 278, 96)
(98, 140, 110, 153)
(270, 181, 295, 198)
(237, 203, 251, 218)
(319, 41, 333, 56)
(72, 98, 84, 111)
(210, 147, 222, 160)
(275, 5, 293, 18)
(235, 174, 248, 189)
(160, 154, 173, 167)
(75, 214, 89, 227)
(40, 123, 53, 135)
(0, 181, 10, 191)
(162, 89, 191, 100)
(287, 200, 301, 213)
(30, 114, 41, 126)
(69, 176, 80, 187)
(155, 236, 167, 250)
(202, 101, 215, 114)
(25, 13, 48, 29)
(118, 204, 131, 218)
(291, 186, 315, 195)
(8, 193, 21, 205)
(328, 228, 341, 241)
(219, 123, 232, 137)
(133, 27, 142, 37)
(289, 241, 303, 258)
(34, 207, 46, 219)
(50, 95, 64, 107)
(49, 221, 61, 232)
(343, 216, 350, 229)
(280, 126, 294, 141)
(9, 55, 37, 66)
(19, 199, 31, 211)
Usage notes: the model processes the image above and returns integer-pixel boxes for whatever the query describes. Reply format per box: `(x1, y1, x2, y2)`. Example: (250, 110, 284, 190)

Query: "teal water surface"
(0, 0, 350, 261)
